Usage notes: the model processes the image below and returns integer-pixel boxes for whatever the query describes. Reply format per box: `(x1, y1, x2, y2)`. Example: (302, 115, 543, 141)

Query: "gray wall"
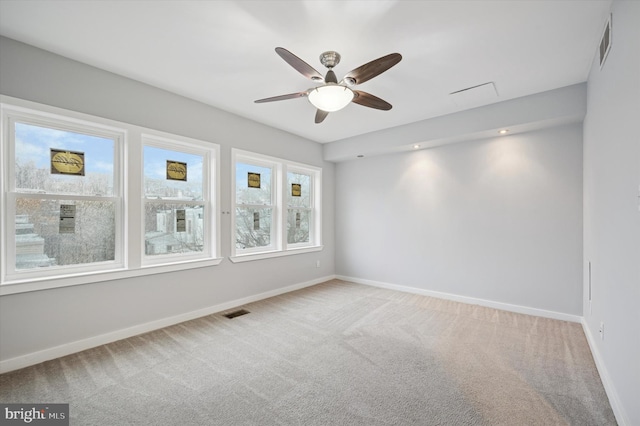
(0, 37, 335, 362)
(583, 1, 640, 424)
(335, 123, 583, 315)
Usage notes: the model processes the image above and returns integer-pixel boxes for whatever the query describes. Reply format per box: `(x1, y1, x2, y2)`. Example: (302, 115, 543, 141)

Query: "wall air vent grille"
(599, 15, 612, 69)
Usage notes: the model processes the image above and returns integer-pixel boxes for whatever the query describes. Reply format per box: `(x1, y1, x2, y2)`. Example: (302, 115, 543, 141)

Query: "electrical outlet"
(316, 260, 320, 268)
(599, 322, 605, 340)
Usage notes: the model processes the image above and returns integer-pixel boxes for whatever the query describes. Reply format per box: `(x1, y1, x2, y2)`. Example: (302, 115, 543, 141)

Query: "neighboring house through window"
(231, 149, 322, 262)
(1, 97, 221, 294)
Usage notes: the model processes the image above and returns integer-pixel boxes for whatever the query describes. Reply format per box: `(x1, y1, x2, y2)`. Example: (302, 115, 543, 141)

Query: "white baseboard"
(581, 318, 629, 426)
(336, 275, 582, 323)
(0, 275, 335, 374)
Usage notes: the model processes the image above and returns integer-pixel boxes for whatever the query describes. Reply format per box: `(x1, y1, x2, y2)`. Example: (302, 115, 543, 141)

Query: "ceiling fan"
(255, 47, 402, 123)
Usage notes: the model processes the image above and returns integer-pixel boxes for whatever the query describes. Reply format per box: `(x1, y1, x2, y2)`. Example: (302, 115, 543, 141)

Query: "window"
(231, 149, 321, 262)
(1, 97, 221, 294)
(287, 170, 312, 246)
(2, 107, 124, 282)
(235, 160, 275, 252)
(142, 135, 216, 265)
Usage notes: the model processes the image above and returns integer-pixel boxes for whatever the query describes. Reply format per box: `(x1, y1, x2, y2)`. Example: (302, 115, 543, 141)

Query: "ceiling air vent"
(449, 82, 498, 109)
(599, 15, 612, 69)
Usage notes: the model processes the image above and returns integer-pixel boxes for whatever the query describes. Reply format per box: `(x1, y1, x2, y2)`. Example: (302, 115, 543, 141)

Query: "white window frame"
(233, 155, 279, 255)
(230, 149, 322, 263)
(0, 96, 222, 295)
(1, 104, 126, 284)
(286, 165, 317, 250)
(141, 133, 219, 267)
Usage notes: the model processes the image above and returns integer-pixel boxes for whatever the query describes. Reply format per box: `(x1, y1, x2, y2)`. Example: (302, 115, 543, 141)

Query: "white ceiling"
(0, 0, 611, 143)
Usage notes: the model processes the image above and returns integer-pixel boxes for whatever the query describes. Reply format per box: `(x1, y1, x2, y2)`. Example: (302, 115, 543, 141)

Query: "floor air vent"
(223, 309, 250, 319)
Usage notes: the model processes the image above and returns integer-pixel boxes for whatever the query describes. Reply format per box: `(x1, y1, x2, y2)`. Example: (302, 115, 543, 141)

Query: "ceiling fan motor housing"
(324, 69, 338, 84)
(320, 51, 341, 69)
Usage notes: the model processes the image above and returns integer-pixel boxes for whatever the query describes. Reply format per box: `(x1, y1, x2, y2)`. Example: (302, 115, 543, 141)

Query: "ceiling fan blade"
(344, 53, 402, 86)
(315, 109, 329, 124)
(276, 47, 324, 82)
(254, 92, 308, 103)
(352, 91, 392, 110)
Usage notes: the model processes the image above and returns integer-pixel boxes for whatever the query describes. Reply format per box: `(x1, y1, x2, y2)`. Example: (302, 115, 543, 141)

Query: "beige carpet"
(0, 279, 616, 425)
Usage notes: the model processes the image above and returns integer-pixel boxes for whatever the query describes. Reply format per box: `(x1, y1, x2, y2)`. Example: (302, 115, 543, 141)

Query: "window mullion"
(275, 163, 284, 251)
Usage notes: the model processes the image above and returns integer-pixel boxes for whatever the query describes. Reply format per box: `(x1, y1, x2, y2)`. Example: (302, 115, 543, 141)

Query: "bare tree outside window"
(287, 172, 311, 244)
(232, 151, 321, 259)
(235, 163, 273, 250)
(143, 143, 207, 258)
(13, 122, 117, 270)
(3, 101, 220, 287)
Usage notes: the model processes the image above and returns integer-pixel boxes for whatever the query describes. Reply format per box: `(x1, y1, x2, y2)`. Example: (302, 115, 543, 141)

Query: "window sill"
(229, 245, 324, 263)
(0, 257, 224, 296)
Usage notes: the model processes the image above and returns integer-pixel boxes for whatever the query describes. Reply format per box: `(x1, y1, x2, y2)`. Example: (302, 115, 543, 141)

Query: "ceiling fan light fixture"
(308, 84, 354, 112)
(255, 48, 402, 122)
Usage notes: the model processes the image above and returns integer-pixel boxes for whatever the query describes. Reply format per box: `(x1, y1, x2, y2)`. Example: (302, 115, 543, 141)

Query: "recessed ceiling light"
(413, 144, 420, 149)
(498, 129, 509, 135)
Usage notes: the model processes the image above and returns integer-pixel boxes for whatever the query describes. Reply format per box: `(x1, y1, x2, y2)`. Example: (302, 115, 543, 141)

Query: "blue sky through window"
(15, 122, 114, 175)
(143, 146, 203, 183)
(236, 163, 271, 189)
